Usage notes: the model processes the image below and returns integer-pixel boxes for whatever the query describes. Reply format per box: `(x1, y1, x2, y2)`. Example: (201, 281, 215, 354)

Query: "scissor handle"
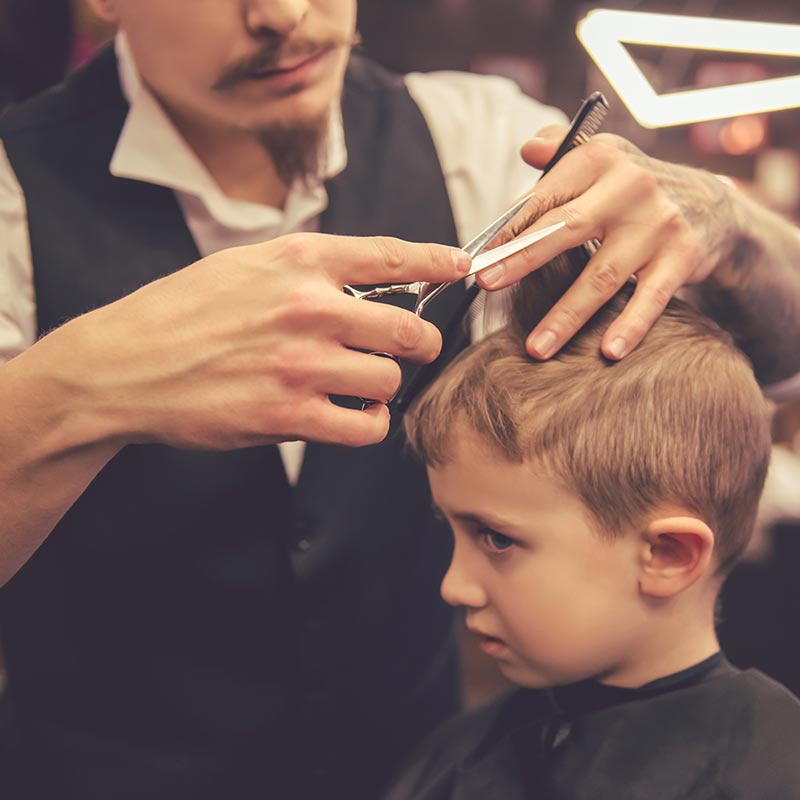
(344, 282, 424, 302)
(342, 283, 428, 411)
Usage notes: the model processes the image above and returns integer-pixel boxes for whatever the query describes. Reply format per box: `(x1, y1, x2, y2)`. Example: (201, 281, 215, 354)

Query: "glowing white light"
(577, 10, 800, 128)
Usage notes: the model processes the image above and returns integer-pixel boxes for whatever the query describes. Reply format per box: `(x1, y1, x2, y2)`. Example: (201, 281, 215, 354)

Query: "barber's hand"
(477, 125, 736, 360)
(62, 233, 470, 449)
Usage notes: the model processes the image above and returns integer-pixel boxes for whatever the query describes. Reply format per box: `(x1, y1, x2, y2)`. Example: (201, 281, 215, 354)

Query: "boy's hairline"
(417, 414, 730, 581)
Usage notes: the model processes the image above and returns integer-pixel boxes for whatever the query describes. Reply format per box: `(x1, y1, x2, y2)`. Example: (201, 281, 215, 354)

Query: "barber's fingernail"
(607, 337, 628, 359)
(530, 330, 557, 359)
(479, 263, 506, 287)
(452, 250, 472, 274)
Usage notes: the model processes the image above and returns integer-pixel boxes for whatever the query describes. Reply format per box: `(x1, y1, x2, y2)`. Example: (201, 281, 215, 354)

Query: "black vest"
(0, 49, 465, 800)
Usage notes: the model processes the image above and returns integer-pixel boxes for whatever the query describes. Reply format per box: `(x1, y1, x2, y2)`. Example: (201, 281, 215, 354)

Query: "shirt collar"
(109, 32, 348, 232)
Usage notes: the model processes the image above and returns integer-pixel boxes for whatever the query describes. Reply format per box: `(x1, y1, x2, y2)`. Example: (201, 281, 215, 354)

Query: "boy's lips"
(467, 624, 510, 657)
(477, 635, 510, 658)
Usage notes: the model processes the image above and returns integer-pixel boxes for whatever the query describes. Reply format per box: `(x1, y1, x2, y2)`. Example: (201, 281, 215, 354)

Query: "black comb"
(542, 91, 610, 176)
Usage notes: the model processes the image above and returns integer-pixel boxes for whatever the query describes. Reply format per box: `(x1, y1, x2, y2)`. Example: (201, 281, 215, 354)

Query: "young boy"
(385, 255, 800, 799)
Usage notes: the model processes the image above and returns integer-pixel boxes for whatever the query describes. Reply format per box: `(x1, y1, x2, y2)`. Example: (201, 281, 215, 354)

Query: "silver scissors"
(343, 190, 564, 317)
(344, 91, 610, 317)
(343, 92, 608, 408)
(342, 194, 563, 408)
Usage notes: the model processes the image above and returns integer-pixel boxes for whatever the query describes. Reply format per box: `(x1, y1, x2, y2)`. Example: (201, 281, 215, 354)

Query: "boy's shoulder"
(716, 667, 800, 790)
(555, 663, 800, 799)
(383, 664, 800, 800)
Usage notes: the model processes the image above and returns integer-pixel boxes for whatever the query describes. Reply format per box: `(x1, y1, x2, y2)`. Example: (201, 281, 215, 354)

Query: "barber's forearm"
(690, 180, 800, 385)
(0, 321, 122, 586)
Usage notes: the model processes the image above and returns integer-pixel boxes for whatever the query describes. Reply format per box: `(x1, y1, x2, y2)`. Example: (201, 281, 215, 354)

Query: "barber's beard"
(214, 30, 361, 186)
(255, 110, 331, 187)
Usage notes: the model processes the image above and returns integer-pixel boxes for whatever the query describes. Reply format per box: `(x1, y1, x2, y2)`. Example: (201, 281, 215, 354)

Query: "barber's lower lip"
(247, 48, 332, 86)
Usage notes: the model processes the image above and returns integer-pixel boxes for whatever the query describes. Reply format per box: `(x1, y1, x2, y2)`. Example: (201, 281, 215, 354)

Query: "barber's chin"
(249, 82, 340, 132)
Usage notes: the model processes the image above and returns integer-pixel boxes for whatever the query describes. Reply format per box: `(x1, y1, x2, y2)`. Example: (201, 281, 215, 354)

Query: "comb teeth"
(541, 92, 609, 175)
(575, 103, 608, 142)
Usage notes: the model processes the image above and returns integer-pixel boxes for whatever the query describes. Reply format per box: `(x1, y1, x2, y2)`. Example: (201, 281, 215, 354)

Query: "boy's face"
(99, 0, 357, 133)
(428, 427, 650, 688)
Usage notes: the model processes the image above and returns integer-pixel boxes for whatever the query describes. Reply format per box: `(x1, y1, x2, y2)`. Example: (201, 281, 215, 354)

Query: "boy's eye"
(480, 528, 515, 553)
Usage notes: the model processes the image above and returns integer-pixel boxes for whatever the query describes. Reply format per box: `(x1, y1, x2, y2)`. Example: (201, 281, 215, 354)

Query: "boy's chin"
(499, 661, 603, 689)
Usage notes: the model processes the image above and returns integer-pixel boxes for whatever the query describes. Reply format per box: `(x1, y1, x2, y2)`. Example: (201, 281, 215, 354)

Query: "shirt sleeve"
(0, 139, 37, 363)
(404, 70, 567, 247)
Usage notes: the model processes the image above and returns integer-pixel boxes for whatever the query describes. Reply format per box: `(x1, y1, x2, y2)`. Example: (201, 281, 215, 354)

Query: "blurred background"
(1, 0, 799, 704)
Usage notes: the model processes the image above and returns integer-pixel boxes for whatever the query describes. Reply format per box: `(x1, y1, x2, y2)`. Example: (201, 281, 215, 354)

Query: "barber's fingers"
(599, 257, 684, 361)
(477, 189, 604, 290)
(523, 228, 661, 359)
(334, 294, 443, 363)
(271, 232, 471, 288)
(270, 281, 443, 365)
(519, 125, 570, 169)
(478, 151, 680, 290)
(298, 399, 392, 447)
(282, 350, 402, 446)
(521, 130, 637, 175)
(305, 346, 403, 404)
(474, 141, 634, 288)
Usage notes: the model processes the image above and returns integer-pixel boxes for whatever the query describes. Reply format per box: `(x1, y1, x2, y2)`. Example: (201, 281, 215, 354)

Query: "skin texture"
(430, 427, 720, 689)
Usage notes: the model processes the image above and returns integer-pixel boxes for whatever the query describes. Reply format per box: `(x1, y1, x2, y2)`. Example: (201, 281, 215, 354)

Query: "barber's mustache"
(214, 31, 362, 91)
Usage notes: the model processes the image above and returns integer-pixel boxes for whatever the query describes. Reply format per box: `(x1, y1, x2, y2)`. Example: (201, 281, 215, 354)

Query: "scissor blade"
(467, 221, 566, 276)
(461, 190, 537, 259)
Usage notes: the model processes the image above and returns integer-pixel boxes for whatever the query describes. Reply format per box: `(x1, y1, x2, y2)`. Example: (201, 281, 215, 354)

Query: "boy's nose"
(244, 0, 310, 37)
(440, 555, 487, 609)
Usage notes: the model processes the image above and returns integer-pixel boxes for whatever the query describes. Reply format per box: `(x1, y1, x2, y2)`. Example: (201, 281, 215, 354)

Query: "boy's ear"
(638, 516, 715, 599)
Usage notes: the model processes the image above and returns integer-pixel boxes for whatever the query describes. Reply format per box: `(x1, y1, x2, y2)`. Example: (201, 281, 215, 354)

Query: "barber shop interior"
(1, 1, 799, 798)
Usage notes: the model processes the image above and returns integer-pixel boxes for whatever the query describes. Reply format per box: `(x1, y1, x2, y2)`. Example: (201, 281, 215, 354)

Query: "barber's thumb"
(520, 125, 568, 168)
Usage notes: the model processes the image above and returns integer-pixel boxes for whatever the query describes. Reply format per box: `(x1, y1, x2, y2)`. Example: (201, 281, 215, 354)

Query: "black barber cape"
(384, 653, 800, 800)
(0, 48, 467, 800)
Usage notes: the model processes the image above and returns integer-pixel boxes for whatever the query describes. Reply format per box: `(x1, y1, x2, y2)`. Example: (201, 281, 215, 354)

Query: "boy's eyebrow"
(432, 503, 522, 533)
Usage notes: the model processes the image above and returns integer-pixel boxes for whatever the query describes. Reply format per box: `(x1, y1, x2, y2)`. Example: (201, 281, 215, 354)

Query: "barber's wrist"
(10, 314, 130, 458)
(696, 172, 755, 288)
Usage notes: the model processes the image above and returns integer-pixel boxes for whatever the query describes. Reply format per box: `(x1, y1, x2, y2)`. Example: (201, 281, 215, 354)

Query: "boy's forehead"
(431, 420, 505, 463)
(426, 434, 568, 513)
(426, 422, 544, 480)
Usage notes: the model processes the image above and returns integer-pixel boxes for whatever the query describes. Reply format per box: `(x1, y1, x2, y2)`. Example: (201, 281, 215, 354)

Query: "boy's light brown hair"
(405, 253, 772, 576)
